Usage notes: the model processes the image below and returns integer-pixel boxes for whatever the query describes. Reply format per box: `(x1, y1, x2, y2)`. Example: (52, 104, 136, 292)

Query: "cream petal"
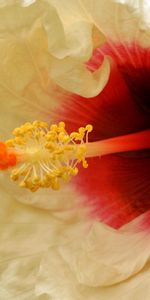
(95, 261, 150, 300)
(58, 221, 150, 286)
(80, 0, 150, 47)
(0, 1, 58, 138)
(0, 176, 86, 299)
(37, 254, 150, 300)
(36, 248, 84, 300)
(0, 1, 94, 60)
(45, 0, 94, 60)
(0, 184, 60, 299)
(44, 0, 110, 97)
(36, 217, 150, 299)
(49, 56, 110, 98)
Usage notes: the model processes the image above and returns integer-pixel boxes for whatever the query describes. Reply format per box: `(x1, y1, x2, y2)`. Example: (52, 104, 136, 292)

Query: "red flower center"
(55, 42, 150, 229)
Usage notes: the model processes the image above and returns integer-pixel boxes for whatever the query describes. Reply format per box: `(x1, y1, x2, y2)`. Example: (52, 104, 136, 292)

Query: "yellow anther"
(58, 132, 69, 143)
(76, 144, 87, 160)
(70, 132, 78, 139)
(63, 135, 70, 143)
(12, 128, 20, 136)
(14, 137, 25, 145)
(79, 127, 86, 138)
(58, 132, 64, 138)
(58, 121, 65, 128)
(70, 132, 81, 141)
(62, 173, 70, 182)
(5, 139, 15, 147)
(86, 124, 93, 132)
(70, 167, 79, 176)
(50, 124, 58, 131)
(46, 132, 57, 142)
(45, 142, 56, 150)
(11, 169, 20, 181)
(79, 127, 85, 133)
(33, 120, 48, 128)
(82, 159, 88, 168)
(5, 121, 93, 192)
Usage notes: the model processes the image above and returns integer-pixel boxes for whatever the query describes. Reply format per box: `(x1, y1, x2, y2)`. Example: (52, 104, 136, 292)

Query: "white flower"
(0, 0, 150, 299)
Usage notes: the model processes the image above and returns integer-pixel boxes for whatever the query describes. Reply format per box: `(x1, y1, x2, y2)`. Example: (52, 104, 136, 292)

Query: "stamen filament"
(86, 129, 150, 158)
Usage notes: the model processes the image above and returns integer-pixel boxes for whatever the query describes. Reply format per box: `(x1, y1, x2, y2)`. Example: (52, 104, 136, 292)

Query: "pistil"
(1, 121, 150, 192)
(85, 129, 150, 158)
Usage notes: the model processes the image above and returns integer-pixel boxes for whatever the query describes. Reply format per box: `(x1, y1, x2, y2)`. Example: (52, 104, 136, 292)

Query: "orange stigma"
(0, 142, 17, 170)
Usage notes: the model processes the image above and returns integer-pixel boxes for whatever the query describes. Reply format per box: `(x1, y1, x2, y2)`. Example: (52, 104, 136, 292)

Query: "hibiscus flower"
(0, 0, 150, 299)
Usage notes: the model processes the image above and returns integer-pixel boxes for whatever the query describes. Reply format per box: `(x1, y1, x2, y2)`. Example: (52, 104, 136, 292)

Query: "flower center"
(4, 121, 92, 192)
(1, 121, 150, 192)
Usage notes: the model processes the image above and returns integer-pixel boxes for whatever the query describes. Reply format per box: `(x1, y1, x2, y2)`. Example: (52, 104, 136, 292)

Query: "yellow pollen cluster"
(6, 121, 93, 192)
